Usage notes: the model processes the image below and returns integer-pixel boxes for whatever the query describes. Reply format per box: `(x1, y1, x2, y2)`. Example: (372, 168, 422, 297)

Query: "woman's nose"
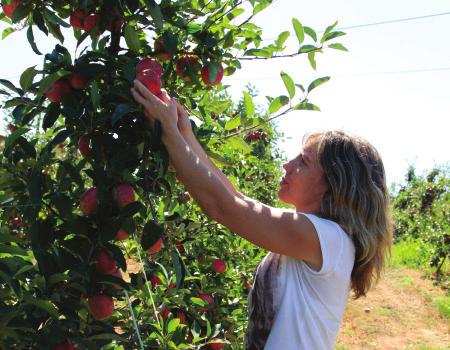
(283, 162, 290, 171)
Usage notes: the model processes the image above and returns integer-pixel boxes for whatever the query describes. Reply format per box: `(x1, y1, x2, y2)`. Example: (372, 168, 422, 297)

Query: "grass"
(390, 238, 430, 269)
(390, 238, 449, 319)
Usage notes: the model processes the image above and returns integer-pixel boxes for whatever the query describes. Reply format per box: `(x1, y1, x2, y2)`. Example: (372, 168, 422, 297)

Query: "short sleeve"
(300, 213, 344, 275)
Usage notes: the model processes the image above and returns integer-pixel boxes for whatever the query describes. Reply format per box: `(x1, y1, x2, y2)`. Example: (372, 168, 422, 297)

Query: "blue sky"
(1, 0, 449, 187)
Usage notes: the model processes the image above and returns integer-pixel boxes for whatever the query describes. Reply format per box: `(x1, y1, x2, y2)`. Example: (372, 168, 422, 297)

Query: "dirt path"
(336, 268, 449, 350)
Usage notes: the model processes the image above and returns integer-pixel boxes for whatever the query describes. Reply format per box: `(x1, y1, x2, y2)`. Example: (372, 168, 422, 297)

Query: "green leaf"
(0, 245, 28, 256)
(307, 76, 330, 93)
(304, 26, 317, 42)
(293, 102, 320, 111)
(4, 127, 29, 154)
(22, 294, 59, 318)
(2, 27, 14, 39)
(243, 92, 254, 118)
(295, 83, 305, 93)
(46, 129, 71, 151)
(112, 103, 136, 126)
(88, 333, 125, 342)
(225, 137, 251, 155)
(26, 26, 41, 55)
(32, 11, 48, 35)
(42, 103, 60, 130)
(144, 0, 163, 29)
(308, 51, 316, 70)
(268, 95, 289, 114)
(168, 318, 181, 333)
(322, 20, 339, 38)
(321, 31, 346, 43)
(292, 18, 304, 45)
(171, 248, 186, 289)
(328, 43, 348, 51)
(299, 45, 316, 53)
(96, 274, 130, 290)
(46, 19, 64, 43)
(243, 48, 272, 58)
(253, 1, 270, 15)
(90, 81, 100, 110)
(275, 31, 290, 47)
(124, 25, 141, 53)
(19, 65, 37, 91)
(224, 115, 241, 130)
(44, 10, 70, 28)
(280, 71, 295, 98)
(0, 79, 23, 95)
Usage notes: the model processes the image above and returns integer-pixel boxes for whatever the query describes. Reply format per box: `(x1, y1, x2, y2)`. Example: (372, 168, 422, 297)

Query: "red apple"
(136, 70, 162, 95)
(1, 0, 20, 19)
(52, 339, 75, 350)
(7, 123, 16, 133)
(147, 238, 163, 254)
(150, 274, 162, 287)
(69, 9, 86, 30)
(136, 58, 163, 76)
(197, 256, 204, 265)
(201, 63, 224, 86)
(80, 187, 97, 215)
(45, 79, 72, 103)
(154, 37, 173, 61)
(11, 216, 25, 227)
(83, 14, 101, 33)
(88, 294, 114, 320)
(95, 248, 117, 275)
(208, 339, 225, 350)
(69, 73, 89, 90)
(78, 135, 93, 158)
(113, 183, 136, 208)
(212, 258, 226, 273)
(174, 239, 185, 253)
(243, 279, 252, 290)
(176, 55, 200, 82)
(198, 293, 214, 312)
(115, 228, 129, 241)
(159, 308, 171, 320)
(176, 310, 186, 324)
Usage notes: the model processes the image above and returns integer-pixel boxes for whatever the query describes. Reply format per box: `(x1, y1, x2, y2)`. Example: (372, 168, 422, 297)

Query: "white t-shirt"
(244, 213, 355, 350)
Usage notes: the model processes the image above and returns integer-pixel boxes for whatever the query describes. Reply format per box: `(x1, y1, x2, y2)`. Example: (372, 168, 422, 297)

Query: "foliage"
(0, 0, 344, 348)
(391, 165, 449, 279)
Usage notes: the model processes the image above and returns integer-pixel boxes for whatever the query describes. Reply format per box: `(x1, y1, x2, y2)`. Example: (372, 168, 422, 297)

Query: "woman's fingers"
(133, 80, 158, 103)
(130, 88, 151, 110)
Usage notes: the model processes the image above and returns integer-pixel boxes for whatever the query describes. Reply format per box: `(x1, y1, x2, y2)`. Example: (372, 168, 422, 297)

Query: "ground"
(336, 267, 449, 350)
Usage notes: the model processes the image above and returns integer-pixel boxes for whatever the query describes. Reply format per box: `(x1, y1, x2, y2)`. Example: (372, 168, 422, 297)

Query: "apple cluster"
(44, 71, 90, 103)
(245, 130, 269, 142)
(70, 8, 123, 34)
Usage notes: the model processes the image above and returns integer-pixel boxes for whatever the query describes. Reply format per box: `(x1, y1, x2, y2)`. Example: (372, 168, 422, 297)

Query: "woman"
(131, 81, 393, 350)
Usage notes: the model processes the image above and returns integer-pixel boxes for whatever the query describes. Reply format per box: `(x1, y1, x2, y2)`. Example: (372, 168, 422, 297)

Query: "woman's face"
(278, 138, 328, 213)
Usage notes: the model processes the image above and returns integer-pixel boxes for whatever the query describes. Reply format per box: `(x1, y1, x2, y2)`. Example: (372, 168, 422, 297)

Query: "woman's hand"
(131, 80, 177, 130)
(174, 99, 193, 137)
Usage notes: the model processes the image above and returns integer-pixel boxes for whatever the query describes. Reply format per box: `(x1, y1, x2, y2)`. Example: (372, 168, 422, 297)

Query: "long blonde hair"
(305, 130, 393, 299)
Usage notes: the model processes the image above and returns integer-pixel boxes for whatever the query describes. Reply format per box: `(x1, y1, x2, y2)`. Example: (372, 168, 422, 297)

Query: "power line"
(262, 11, 450, 41)
(224, 67, 450, 81)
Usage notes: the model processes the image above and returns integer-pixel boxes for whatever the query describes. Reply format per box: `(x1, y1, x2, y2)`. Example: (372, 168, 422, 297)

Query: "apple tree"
(0, 0, 346, 348)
